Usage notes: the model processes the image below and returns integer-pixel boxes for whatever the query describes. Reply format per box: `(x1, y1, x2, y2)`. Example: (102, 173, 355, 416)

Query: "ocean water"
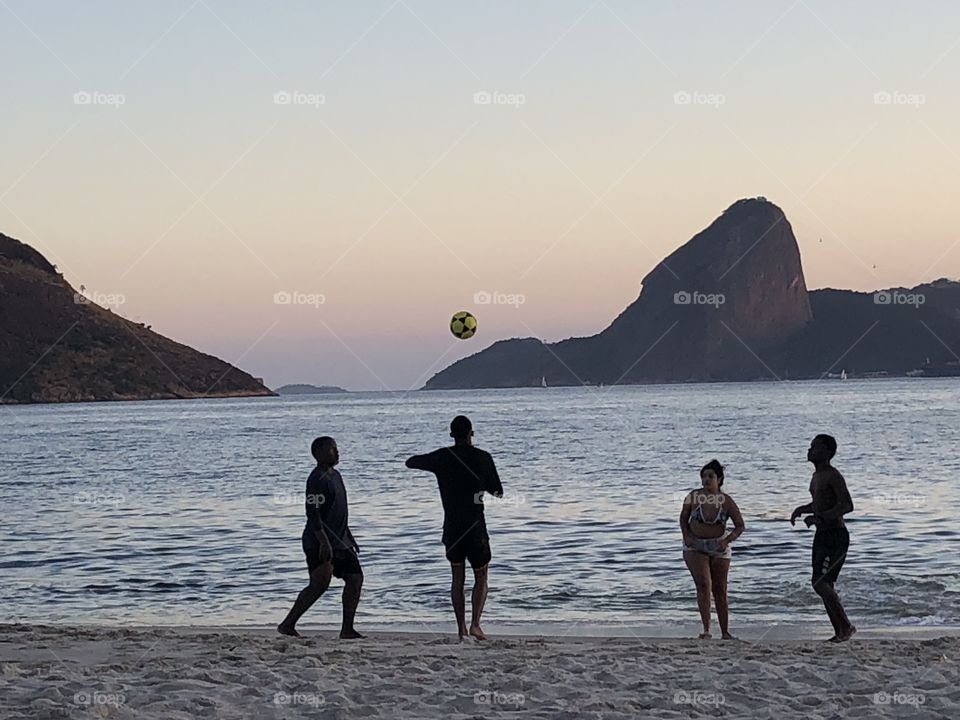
(2, 379, 959, 633)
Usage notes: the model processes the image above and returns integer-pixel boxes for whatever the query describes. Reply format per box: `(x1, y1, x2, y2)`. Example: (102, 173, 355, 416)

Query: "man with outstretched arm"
(405, 415, 503, 641)
(791, 433, 856, 642)
(278, 436, 364, 639)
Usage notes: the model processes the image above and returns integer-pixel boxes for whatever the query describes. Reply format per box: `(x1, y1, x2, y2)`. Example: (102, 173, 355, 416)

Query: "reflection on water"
(2, 378, 959, 628)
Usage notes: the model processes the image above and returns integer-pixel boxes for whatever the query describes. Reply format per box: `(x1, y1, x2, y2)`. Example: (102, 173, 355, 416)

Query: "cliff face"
(423, 199, 960, 388)
(0, 232, 274, 403)
(596, 198, 811, 382)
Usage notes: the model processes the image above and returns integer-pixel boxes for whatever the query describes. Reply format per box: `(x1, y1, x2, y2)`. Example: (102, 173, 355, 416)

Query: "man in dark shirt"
(791, 433, 856, 642)
(405, 415, 503, 641)
(278, 436, 364, 638)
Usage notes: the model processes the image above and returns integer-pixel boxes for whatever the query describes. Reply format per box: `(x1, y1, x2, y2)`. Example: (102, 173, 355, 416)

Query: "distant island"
(424, 198, 960, 389)
(0, 232, 274, 403)
(275, 384, 348, 395)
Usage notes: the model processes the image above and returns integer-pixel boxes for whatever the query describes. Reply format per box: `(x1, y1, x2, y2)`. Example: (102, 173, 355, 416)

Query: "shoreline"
(7, 621, 960, 642)
(3, 623, 957, 718)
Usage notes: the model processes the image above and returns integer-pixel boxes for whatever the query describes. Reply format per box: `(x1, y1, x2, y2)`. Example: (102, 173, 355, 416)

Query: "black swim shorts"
(812, 526, 849, 587)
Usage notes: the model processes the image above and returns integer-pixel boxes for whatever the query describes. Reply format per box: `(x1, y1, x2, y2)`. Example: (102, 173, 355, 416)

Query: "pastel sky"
(3, 1, 959, 390)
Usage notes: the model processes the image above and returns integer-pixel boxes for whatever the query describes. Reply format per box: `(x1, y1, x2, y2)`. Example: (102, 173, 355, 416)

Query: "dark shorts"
(812, 526, 849, 587)
(445, 535, 491, 568)
(302, 533, 362, 578)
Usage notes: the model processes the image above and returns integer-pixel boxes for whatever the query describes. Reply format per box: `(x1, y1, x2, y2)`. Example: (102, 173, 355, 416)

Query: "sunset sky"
(3, 1, 959, 389)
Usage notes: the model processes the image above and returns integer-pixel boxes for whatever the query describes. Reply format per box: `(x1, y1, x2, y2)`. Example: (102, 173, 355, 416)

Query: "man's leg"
(469, 564, 489, 641)
(813, 578, 854, 641)
(812, 532, 854, 641)
(450, 563, 468, 640)
(683, 550, 713, 638)
(339, 572, 364, 639)
(709, 556, 733, 639)
(278, 562, 333, 636)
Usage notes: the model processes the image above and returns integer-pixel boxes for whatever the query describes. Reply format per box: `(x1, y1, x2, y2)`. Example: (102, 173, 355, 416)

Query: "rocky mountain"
(0, 232, 274, 403)
(424, 199, 960, 388)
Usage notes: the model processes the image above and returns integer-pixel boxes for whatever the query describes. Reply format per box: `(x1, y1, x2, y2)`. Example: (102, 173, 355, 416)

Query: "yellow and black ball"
(450, 311, 478, 340)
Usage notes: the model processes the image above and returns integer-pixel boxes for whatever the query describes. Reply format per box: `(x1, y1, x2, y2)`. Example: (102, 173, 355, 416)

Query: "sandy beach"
(2, 624, 957, 719)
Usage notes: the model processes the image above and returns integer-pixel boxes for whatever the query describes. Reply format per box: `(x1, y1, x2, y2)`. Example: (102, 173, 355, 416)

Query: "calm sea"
(2, 379, 959, 633)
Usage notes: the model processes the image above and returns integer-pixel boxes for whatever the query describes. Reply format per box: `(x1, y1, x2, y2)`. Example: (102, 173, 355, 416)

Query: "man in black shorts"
(406, 415, 503, 640)
(791, 433, 856, 642)
(278, 436, 364, 638)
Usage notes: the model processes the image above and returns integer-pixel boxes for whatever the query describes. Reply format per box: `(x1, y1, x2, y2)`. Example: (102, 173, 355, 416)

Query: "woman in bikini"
(679, 459, 746, 639)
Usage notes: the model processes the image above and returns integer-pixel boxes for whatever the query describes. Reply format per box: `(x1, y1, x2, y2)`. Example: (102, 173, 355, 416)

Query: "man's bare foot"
(698, 632, 712, 640)
(277, 623, 300, 637)
(339, 629, 364, 639)
(721, 632, 736, 640)
(469, 625, 487, 641)
(836, 626, 856, 642)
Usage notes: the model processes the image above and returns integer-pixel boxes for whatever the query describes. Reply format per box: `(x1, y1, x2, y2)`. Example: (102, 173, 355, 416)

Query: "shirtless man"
(791, 434, 856, 642)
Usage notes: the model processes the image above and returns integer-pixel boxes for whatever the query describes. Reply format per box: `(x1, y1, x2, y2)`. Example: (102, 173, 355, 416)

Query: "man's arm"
(306, 473, 334, 562)
(485, 453, 503, 498)
(790, 502, 814, 525)
(405, 450, 440, 472)
(816, 470, 854, 521)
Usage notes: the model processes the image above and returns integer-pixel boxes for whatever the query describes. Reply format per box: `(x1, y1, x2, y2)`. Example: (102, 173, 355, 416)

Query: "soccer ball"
(450, 311, 477, 339)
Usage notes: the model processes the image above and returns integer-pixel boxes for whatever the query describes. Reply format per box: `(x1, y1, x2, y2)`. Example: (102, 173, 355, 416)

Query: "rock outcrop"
(0, 232, 274, 403)
(424, 199, 960, 388)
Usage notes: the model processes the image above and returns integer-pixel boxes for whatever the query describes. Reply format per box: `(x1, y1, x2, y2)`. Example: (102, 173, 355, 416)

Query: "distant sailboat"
(840, 369, 847, 380)
(540, 376, 547, 388)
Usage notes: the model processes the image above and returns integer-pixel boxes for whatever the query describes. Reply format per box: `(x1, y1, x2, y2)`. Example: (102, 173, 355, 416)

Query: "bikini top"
(689, 496, 728, 526)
